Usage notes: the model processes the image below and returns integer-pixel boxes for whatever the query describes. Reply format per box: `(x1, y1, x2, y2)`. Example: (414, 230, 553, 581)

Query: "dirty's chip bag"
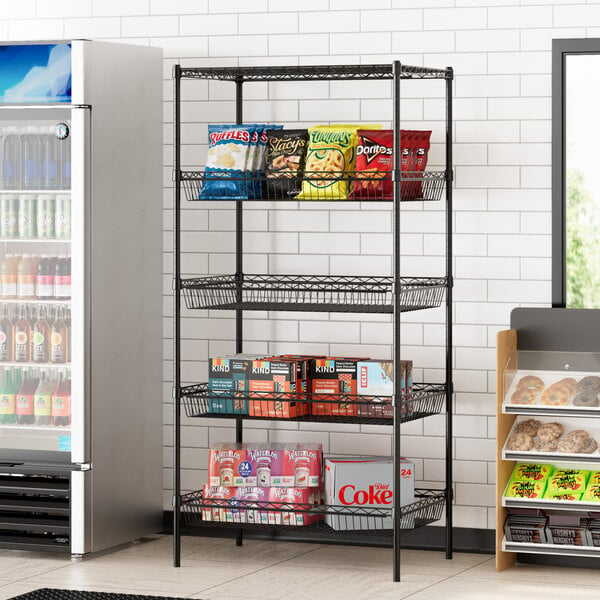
(351, 129, 393, 200)
(264, 129, 309, 200)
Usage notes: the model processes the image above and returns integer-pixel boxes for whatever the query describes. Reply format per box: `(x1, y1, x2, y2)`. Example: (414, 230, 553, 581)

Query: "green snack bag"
(505, 479, 546, 499)
(588, 471, 600, 487)
(548, 473, 587, 493)
(582, 484, 600, 502)
(511, 463, 553, 482)
(543, 489, 581, 501)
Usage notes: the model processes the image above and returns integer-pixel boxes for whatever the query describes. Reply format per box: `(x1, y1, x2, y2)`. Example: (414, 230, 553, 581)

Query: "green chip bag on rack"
(582, 484, 600, 502)
(510, 463, 553, 482)
(297, 124, 381, 200)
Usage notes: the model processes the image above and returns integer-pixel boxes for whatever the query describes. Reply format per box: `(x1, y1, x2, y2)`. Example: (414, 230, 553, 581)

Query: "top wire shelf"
(178, 64, 452, 82)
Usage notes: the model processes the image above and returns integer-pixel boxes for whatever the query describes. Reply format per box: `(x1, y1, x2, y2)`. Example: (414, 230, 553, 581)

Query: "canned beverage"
(0, 194, 18, 238)
(18, 194, 36, 238)
(36, 194, 55, 238)
(55, 194, 71, 239)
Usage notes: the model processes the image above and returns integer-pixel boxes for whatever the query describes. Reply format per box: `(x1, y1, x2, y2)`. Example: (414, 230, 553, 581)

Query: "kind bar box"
(310, 358, 362, 417)
(208, 357, 254, 415)
(248, 359, 304, 419)
(281, 443, 322, 487)
(268, 487, 321, 526)
(201, 485, 236, 522)
(247, 443, 284, 487)
(324, 456, 414, 530)
(208, 443, 257, 487)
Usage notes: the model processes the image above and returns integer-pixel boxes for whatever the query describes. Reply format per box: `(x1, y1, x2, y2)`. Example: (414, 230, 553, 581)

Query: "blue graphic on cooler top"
(0, 44, 71, 104)
(58, 435, 71, 452)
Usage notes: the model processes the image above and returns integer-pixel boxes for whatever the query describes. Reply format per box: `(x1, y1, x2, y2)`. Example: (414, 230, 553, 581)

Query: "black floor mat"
(9, 590, 193, 600)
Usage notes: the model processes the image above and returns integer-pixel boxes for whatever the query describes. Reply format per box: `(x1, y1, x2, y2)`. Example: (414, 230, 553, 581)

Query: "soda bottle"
(0, 368, 16, 424)
(0, 304, 13, 362)
(23, 126, 41, 190)
(1, 254, 17, 299)
(48, 256, 57, 295)
(41, 126, 59, 190)
(65, 306, 71, 360)
(55, 195, 71, 239)
(50, 306, 67, 363)
(52, 369, 70, 426)
(32, 305, 49, 363)
(35, 255, 53, 299)
(14, 304, 31, 362)
(16, 367, 36, 425)
(17, 254, 34, 299)
(1, 194, 18, 238)
(34, 368, 52, 425)
(36, 195, 55, 238)
(1, 126, 21, 190)
(60, 132, 71, 190)
(55, 256, 71, 299)
(18, 194, 36, 238)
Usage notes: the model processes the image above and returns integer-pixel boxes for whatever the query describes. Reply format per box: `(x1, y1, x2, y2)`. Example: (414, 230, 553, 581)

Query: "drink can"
(55, 194, 71, 239)
(36, 194, 55, 238)
(0, 194, 18, 238)
(18, 194, 36, 238)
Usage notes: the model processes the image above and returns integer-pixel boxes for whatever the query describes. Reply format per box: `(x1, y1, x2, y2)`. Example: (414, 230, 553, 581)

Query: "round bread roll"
(556, 377, 577, 396)
(577, 376, 600, 395)
(516, 419, 542, 436)
(516, 375, 545, 394)
(581, 438, 599, 454)
(536, 422, 564, 441)
(540, 384, 570, 406)
(564, 429, 590, 442)
(510, 389, 537, 405)
(558, 436, 584, 453)
(507, 432, 535, 452)
(573, 392, 599, 408)
(534, 436, 559, 453)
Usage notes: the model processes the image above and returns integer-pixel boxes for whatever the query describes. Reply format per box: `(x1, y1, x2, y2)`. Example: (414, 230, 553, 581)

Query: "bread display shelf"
(503, 495, 600, 513)
(502, 538, 600, 559)
(502, 416, 600, 464)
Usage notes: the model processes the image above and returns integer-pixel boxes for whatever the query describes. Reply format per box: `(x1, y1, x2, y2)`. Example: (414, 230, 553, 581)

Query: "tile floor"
(1, 536, 599, 600)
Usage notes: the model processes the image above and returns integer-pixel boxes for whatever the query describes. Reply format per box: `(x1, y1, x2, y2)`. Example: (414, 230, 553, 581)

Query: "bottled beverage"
(16, 367, 36, 425)
(36, 195, 55, 238)
(52, 369, 70, 426)
(34, 368, 52, 425)
(0, 368, 16, 424)
(0, 254, 17, 299)
(0, 304, 13, 362)
(14, 304, 31, 362)
(18, 194, 36, 238)
(1, 126, 21, 190)
(32, 305, 49, 363)
(54, 256, 71, 299)
(41, 126, 59, 190)
(23, 126, 41, 190)
(65, 306, 71, 360)
(17, 254, 34, 299)
(60, 132, 71, 190)
(0, 194, 18, 237)
(50, 306, 68, 363)
(55, 194, 71, 239)
(35, 255, 53, 299)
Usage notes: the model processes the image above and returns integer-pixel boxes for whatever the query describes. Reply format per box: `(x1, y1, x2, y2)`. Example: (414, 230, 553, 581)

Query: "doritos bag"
(351, 129, 393, 200)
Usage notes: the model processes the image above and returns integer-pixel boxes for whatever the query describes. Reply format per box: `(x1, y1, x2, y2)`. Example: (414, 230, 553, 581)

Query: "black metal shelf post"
(172, 62, 454, 581)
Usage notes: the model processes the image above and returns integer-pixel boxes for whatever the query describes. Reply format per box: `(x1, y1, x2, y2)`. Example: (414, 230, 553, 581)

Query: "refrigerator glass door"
(0, 106, 87, 464)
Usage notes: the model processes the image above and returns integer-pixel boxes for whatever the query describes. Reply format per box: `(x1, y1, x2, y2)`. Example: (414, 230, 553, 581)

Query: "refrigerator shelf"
(0, 424, 70, 432)
(0, 362, 71, 368)
(0, 238, 71, 244)
(180, 382, 446, 425)
(0, 190, 71, 195)
(0, 299, 70, 304)
(180, 488, 445, 536)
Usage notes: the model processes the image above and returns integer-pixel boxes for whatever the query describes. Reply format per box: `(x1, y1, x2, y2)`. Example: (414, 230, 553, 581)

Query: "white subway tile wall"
(13, 0, 585, 530)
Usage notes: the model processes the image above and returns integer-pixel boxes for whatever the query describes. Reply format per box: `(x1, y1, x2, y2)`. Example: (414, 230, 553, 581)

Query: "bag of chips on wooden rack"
(264, 129, 308, 200)
(350, 129, 393, 200)
(296, 124, 381, 200)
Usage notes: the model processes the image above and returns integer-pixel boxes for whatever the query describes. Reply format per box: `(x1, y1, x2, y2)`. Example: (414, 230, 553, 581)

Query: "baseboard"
(162, 511, 495, 554)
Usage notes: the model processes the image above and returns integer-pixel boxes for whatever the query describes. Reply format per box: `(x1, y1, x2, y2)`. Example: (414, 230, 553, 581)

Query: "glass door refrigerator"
(0, 41, 163, 555)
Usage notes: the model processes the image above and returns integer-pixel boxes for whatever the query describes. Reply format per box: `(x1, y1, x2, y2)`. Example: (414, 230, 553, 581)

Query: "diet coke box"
(208, 443, 257, 487)
(268, 486, 321, 526)
(247, 443, 284, 486)
(324, 456, 414, 530)
(231, 486, 270, 524)
(282, 443, 322, 487)
(202, 485, 236, 523)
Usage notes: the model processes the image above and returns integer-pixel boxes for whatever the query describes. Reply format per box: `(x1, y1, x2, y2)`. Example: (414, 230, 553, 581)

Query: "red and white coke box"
(202, 484, 236, 523)
(324, 457, 414, 531)
(281, 443, 322, 487)
(268, 487, 321, 526)
(208, 443, 257, 487)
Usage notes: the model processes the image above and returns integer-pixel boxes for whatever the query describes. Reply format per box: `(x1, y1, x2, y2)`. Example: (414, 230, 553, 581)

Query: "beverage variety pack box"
(282, 443, 322, 487)
(208, 443, 256, 487)
(201, 485, 237, 522)
(232, 486, 271, 524)
(324, 456, 415, 530)
(247, 443, 284, 486)
(268, 486, 322, 526)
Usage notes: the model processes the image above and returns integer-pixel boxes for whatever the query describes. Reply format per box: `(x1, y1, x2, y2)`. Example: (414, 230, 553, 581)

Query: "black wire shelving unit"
(172, 62, 454, 582)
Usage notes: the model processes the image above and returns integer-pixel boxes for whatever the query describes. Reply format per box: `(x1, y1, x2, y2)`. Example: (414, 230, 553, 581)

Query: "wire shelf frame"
(179, 382, 446, 425)
(180, 488, 446, 535)
(180, 274, 447, 314)
(180, 170, 447, 203)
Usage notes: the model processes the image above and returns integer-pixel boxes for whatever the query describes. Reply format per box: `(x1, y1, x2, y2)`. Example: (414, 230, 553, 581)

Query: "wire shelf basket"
(179, 382, 446, 425)
(180, 274, 447, 314)
(180, 488, 446, 536)
(180, 170, 446, 203)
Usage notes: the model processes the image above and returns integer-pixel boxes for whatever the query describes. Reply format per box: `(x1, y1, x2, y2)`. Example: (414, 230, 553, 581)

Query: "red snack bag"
(402, 130, 431, 200)
(351, 130, 393, 200)
(413, 130, 431, 199)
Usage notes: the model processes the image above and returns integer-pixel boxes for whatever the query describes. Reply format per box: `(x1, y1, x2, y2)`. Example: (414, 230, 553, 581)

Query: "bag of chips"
(401, 129, 431, 200)
(350, 129, 393, 200)
(297, 124, 381, 200)
(248, 124, 284, 199)
(264, 129, 309, 200)
(199, 124, 256, 200)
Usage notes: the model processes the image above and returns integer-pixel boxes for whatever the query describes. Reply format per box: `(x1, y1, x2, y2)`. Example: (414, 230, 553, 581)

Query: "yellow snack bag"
(297, 124, 381, 200)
